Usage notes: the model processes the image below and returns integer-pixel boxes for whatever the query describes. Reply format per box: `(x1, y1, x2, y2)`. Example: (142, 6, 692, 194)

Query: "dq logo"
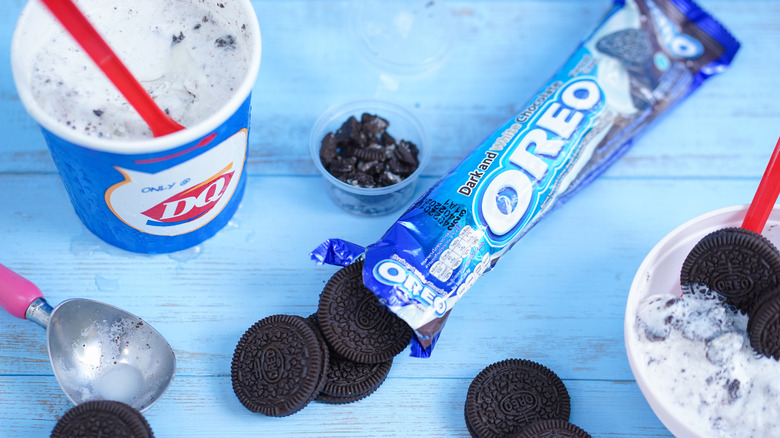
(142, 169, 235, 225)
(106, 129, 247, 236)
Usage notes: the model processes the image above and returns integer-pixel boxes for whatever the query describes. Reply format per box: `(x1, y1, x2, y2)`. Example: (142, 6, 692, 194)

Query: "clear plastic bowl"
(349, 0, 454, 76)
(309, 99, 430, 216)
(625, 204, 780, 438)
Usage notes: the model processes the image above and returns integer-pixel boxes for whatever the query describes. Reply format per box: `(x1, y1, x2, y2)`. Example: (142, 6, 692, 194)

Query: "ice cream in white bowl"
(625, 204, 780, 438)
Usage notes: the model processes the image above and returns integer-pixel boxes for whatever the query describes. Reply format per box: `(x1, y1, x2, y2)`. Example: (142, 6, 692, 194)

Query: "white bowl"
(625, 204, 780, 437)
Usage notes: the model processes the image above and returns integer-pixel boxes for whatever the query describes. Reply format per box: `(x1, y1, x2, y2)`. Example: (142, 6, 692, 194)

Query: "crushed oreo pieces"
(320, 114, 420, 188)
(215, 34, 236, 49)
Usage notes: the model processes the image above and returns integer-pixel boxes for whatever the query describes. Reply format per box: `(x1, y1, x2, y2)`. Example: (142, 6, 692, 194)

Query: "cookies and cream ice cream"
(28, 0, 252, 139)
(11, 0, 260, 253)
(633, 292, 780, 437)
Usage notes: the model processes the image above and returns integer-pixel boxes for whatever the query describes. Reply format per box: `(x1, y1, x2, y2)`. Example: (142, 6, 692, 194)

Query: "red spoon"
(40, 0, 185, 137)
(742, 135, 780, 234)
(680, 135, 780, 312)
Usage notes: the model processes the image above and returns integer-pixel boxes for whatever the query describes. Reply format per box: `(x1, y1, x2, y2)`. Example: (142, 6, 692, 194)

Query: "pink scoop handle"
(0, 263, 44, 320)
(742, 135, 780, 234)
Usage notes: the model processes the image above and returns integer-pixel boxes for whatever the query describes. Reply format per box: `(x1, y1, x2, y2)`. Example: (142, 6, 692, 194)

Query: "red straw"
(39, 0, 185, 137)
(742, 135, 780, 234)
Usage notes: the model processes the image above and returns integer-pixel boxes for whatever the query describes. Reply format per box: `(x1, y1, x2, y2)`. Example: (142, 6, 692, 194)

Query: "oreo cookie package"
(313, 0, 740, 357)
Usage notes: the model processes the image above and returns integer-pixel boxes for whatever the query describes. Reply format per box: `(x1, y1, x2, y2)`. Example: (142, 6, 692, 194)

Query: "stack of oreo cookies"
(308, 313, 395, 404)
(681, 227, 780, 359)
(464, 359, 590, 438)
(231, 260, 413, 416)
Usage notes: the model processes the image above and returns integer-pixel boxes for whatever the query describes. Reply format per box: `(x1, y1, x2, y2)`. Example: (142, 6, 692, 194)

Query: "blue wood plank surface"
(1, 1, 780, 437)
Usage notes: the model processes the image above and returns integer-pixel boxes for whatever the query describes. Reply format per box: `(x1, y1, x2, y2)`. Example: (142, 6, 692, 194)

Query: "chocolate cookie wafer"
(747, 286, 780, 359)
(680, 227, 780, 312)
(317, 260, 412, 364)
(51, 400, 154, 438)
(464, 405, 480, 438)
(317, 354, 392, 404)
(308, 312, 393, 404)
(304, 313, 332, 400)
(513, 419, 592, 438)
(465, 359, 570, 438)
(231, 314, 327, 416)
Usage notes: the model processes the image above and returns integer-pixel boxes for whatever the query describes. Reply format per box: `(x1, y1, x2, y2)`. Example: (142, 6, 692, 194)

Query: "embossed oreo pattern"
(465, 359, 570, 438)
(681, 227, 780, 312)
(315, 373, 388, 405)
(318, 261, 412, 364)
(51, 400, 154, 438)
(231, 314, 326, 417)
(513, 419, 591, 438)
(320, 353, 392, 399)
(307, 312, 392, 404)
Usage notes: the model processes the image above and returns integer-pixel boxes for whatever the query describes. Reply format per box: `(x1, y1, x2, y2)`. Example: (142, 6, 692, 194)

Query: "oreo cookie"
(595, 28, 653, 68)
(51, 400, 153, 438)
(465, 359, 570, 438)
(304, 313, 333, 400)
(231, 314, 328, 416)
(464, 405, 480, 438)
(317, 260, 412, 364)
(317, 353, 392, 403)
(513, 419, 592, 438)
(680, 227, 780, 312)
(747, 286, 780, 359)
(308, 312, 393, 404)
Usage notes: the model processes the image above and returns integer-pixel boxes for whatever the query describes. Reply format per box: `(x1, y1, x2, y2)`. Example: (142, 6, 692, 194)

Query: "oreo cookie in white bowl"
(625, 204, 780, 438)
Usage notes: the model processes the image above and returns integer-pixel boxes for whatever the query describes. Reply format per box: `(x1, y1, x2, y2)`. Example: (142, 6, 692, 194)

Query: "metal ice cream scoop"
(0, 263, 175, 412)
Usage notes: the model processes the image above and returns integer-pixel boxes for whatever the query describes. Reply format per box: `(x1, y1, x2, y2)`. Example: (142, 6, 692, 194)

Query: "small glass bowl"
(309, 99, 430, 216)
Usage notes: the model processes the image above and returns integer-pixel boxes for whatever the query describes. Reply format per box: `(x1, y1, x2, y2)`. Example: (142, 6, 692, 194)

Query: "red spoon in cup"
(40, 0, 185, 137)
(680, 135, 780, 360)
(742, 136, 780, 234)
(681, 135, 780, 311)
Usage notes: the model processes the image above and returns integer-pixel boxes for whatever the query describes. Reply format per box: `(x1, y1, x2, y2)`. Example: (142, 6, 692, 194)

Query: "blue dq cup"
(11, 0, 261, 253)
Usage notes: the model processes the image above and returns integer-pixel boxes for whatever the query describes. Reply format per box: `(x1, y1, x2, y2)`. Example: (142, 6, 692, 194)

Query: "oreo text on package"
(315, 0, 741, 357)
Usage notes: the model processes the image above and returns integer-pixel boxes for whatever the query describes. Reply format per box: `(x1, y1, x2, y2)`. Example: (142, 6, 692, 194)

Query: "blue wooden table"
(1, 0, 779, 436)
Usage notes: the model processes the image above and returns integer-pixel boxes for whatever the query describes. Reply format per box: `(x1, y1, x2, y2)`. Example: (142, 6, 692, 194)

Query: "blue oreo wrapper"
(315, 0, 739, 357)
